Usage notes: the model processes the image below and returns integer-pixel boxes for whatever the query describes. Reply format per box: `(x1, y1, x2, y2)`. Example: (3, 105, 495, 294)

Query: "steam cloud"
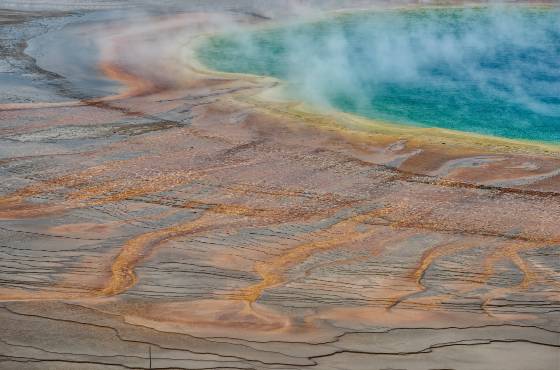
(201, 4, 560, 140)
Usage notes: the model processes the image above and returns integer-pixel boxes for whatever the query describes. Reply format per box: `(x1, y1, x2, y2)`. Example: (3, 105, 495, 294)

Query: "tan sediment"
(300, 232, 410, 279)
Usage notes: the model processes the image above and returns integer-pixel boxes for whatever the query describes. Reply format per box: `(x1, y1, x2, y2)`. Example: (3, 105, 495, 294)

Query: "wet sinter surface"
(0, 2, 559, 369)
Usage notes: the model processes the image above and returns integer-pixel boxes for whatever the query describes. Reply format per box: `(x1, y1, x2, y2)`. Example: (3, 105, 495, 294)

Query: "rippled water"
(198, 7, 560, 142)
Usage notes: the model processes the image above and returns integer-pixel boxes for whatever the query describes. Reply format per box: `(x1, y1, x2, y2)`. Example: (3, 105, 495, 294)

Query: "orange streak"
(232, 208, 390, 303)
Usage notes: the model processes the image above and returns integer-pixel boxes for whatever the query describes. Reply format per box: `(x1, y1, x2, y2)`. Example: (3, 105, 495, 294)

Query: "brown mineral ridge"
(0, 2, 559, 370)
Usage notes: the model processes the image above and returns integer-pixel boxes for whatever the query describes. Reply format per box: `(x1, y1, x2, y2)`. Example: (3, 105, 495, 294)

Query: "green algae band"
(198, 7, 560, 142)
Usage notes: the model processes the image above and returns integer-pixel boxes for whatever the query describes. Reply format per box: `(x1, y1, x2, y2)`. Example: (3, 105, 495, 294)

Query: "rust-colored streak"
(387, 239, 555, 314)
(0, 159, 263, 220)
(0, 61, 160, 112)
(479, 242, 546, 316)
(98, 219, 205, 296)
(232, 208, 390, 303)
(98, 202, 299, 297)
(97, 62, 161, 100)
(386, 240, 481, 310)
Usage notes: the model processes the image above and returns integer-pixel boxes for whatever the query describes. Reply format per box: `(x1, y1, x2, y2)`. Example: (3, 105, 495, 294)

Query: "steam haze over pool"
(199, 7, 560, 142)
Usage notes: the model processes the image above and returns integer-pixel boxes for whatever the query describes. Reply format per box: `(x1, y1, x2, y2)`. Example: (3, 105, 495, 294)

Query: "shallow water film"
(199, 7, 560, 142)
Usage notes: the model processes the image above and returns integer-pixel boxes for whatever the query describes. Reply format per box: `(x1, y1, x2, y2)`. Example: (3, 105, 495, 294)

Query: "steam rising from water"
(199, 7, 560, 142)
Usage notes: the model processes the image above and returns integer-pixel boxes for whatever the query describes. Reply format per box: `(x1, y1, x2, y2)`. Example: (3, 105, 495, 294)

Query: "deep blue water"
(198, 7, 560, 142)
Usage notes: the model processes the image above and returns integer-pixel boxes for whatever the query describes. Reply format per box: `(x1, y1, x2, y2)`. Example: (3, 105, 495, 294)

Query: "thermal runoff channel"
(199, 7, 560, 142)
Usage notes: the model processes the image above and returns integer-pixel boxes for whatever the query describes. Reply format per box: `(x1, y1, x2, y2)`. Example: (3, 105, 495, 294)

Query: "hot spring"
(197, 7, 560, 143)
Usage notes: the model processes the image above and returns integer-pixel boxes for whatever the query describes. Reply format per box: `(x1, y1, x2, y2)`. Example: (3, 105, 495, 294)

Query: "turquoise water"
(198, 8, 560, 142)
